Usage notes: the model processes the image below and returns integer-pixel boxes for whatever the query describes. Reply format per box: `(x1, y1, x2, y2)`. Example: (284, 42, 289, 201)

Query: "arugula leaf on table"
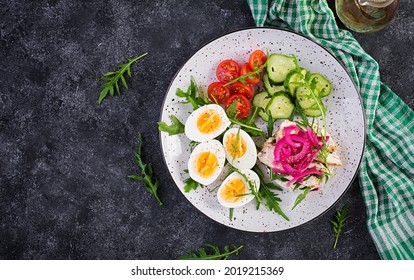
(157, 115, 185, 136)
(291, 187, 311, 210)
(128, 132, 163, 206)
(98, 52, 148, 104)
(176, 77, 209, 110)
(176, 244, 243, 260)
(331, 204, 349, 249)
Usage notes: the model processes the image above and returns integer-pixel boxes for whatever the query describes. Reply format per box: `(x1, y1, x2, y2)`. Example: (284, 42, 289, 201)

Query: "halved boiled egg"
(217, 169, 260, 208)
(185, 104, 231, 142)
(223, 127, 257, 170)
(188, 139, 226, 186)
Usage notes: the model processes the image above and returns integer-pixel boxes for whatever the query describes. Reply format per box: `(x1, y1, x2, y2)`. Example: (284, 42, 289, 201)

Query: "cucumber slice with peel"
(265, 92, 295, 119)
(284, 70, 305, 97)
(266, 54, 298, 84)
(308, 73, 332, 97)
(263, 72, 285, 96)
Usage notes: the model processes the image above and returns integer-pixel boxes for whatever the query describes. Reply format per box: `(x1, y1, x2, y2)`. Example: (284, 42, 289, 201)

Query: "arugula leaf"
(228, 117, 263, 137)
(226, 100, 239, 118)
(157, 115, 185, 136)
(128, 132, 163, 206)
(224, 63, 267, 86)
(183, 177, 202, 193)
(189, 140, 198, 152)
(270, 170, 287, 182)
(252, 165, 289, 220)
(231, 127, 241, 164)
(294, 99, 310, 128)
(98, 52, 148, 104)
(176, 244, 243, 260)
(266, 110, 274, 138)
(331, 204, 349, 249)
(176, 77, 209, 110)
(260, 185, 289, 221)
(291, 187, 311, 210)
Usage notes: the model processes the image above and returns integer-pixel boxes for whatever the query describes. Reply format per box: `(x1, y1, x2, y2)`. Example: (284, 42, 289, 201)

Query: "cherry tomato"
(230, 81, 253, 99)
(225, 94, 251, 119)
(207, 82, 230, 104)
(240, 63, 260, 84)
(216, 59, 240, 83)
(249, 50, 267, 71)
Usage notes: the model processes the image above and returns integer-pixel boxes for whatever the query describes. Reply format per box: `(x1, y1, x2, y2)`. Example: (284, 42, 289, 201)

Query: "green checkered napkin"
(247, 0, 414, 259)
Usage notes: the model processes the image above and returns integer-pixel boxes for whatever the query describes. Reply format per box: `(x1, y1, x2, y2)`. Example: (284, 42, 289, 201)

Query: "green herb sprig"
(176, 244, 243, 260)
(176, 77, 209, 110)
(128, 132, 163, 206)
(158, 115, 185, 136)
(331, 204, 349, 249)
(253, 165, 289, 221)
(183, 176, 202, 193)
(292, 187, 311, 210)
(224, 63, 267, 86)
(98, 52, 148, 104)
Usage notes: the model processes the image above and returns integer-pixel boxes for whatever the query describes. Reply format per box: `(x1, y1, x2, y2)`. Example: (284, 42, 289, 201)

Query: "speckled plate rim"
(158, 27, 366, 233)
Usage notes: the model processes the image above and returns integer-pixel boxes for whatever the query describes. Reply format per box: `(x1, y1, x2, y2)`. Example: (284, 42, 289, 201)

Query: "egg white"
(185, 104, 231, 142)
(223, 127, 257, 170)
(217, 169, 260, 208)
(188, 139, 226, 186)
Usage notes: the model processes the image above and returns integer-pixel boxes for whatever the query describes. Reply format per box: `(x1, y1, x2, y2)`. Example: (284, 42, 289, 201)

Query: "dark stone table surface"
(1, 0, 412, 260)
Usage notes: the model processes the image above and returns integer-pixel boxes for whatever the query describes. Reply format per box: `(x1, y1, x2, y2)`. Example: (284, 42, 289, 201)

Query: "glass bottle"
(335, 0, 400, 33)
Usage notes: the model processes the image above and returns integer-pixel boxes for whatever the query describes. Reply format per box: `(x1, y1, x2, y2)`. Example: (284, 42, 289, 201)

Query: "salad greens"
(253, 165, 289, 221)
(128, 132, 163, 206)
(224, 63, 267, 86)
(98, 52, 148, 104)
(158, 115, 185, 136)
(176, 244, 243, 260)
(292, 187, 311, 210)
(176, 77, 209, 110)
(183, 176, 202, 193)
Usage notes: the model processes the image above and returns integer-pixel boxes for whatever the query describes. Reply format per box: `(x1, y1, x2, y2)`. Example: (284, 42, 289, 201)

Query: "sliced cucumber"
(263, 72, 285, 96)
(299, 68, 309, 78)
(266, 54, 298, 84)
(303, 108, 322, 117)
(284, 70, 305, 97)
(253, 91, 271, 109)
(258, 109, 269, 121)
(253, 91, 271, 121)
(296, 86, 316, 109)
(308, 73, 332, 97)
(265, 92, 295, 120)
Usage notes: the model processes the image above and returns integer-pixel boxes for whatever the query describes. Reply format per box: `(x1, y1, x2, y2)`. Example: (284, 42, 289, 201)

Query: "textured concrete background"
(0, 0, 412, 259)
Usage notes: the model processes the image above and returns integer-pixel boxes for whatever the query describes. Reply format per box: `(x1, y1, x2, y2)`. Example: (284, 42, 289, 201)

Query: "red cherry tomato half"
(207, 82, 230, 104)
(216, 59, 240, 83)
(249, 50, 267, 71)
(240, 63, 260, 84)
(230, 81, 253, 99)
(225, 94, 251, 119)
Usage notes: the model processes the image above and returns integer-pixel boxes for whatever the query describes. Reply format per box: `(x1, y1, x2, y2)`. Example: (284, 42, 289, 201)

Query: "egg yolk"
(221, 178, 246, 203)
(225, 133, 247, 159)
(197, 110, 223, 134)
(195, 151, 218, 178)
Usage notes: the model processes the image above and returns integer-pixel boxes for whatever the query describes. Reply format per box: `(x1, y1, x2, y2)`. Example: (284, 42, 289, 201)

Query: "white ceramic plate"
(160, 28, 365, 232)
